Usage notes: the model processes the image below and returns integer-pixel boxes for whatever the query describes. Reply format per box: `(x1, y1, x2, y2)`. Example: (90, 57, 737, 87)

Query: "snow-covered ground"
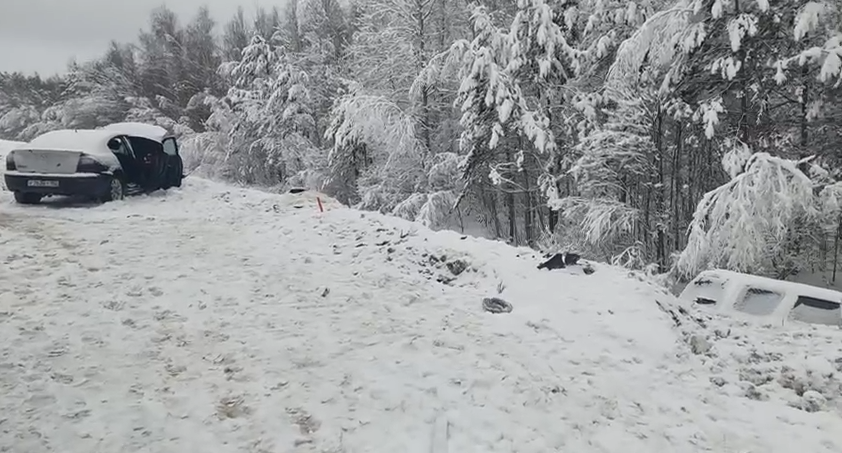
(1, 178, 841, 453)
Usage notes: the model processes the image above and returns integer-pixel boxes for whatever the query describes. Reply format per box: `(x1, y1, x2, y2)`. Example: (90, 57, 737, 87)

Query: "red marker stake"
(317, 197, 324, 213)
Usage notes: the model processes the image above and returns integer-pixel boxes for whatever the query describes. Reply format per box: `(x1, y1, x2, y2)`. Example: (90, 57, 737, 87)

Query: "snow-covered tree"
(676, 144, 837, 279)
(222, 7, 252, 62)
(324, 92, 425, 207)
(558, 87, 659, 262)
(221, 34, 320, 187)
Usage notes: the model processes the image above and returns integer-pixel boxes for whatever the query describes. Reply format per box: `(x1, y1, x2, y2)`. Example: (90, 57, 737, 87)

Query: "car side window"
(162, 138, 178, 156)
(788, 296, 841, 326)
(733, 287, 783, 316)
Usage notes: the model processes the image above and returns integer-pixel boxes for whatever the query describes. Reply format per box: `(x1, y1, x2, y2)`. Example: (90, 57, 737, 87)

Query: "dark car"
(4, 122, 184, 204)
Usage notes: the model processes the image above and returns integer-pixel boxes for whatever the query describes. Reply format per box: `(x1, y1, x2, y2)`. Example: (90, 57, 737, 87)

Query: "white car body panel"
(11, 150, 83, 175)
(11, 129, 122, 174)
(4, 170, 101, 178)
(679, 269, 842, 327)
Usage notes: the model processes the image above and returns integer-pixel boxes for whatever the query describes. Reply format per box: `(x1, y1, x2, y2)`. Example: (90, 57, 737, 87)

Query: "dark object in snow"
(288, 187, 306, 194)
(437, 274, 455, 285)
(537, 252, 581, 270)
(583, 263, 595, 275)
(446, 259, 468, 276)
(483, 297, 513, 314)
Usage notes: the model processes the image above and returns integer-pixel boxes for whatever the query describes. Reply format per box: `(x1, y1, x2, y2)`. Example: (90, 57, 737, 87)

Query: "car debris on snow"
(482, 297, 513, 314)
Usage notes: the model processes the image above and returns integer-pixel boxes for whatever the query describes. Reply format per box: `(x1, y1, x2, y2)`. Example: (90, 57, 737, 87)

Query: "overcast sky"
(0, 0, 286, 76)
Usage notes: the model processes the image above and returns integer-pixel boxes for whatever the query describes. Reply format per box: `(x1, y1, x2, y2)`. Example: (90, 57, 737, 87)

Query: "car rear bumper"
(4, 171, 110, 197)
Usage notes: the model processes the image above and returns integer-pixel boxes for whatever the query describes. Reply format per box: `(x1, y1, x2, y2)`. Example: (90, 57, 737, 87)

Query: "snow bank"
(1, 178, 841, 452)
(667, 304, 842, 415)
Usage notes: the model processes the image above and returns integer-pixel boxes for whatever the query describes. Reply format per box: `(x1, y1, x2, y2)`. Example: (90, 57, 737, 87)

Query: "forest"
(1, 0, 841, 283)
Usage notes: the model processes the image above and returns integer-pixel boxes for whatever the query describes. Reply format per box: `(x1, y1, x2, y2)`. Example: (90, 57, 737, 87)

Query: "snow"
(673, 305, 842, 416)
(0, 139, 23, 162)
(1, 179, 842, 452)
(794, 2, 827, 41)
(102, 122, 169, 143)
(21, 129, 123, 156)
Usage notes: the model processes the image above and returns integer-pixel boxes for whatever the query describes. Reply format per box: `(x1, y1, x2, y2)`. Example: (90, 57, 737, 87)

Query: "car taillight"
(76, 154, 108, 173)
(5, 151, 15, 171)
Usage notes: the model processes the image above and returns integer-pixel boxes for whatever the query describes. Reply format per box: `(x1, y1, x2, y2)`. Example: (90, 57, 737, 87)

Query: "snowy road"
(1, 179, 841, 452)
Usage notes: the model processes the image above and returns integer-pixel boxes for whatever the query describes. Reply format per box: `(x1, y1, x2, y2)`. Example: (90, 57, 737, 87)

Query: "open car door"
(161, 137, 184, 189)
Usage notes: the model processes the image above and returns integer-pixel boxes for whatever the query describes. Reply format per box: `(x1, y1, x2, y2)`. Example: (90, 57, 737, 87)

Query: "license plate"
(27, 180, 59, 188)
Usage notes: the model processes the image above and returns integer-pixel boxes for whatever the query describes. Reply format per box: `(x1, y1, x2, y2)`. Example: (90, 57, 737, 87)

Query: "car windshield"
(788, 295, 842, 326)
(683, 276, 726, 306)
(733, 287, 784, 317)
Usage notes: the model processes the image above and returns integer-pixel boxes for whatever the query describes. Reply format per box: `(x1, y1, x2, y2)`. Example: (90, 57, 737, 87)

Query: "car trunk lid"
(13, 149, 82, 175)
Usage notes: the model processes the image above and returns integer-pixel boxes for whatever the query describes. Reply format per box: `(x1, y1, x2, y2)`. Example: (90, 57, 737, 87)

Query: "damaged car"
(679, 269, 842, 327)
(4, 122, 184, 204)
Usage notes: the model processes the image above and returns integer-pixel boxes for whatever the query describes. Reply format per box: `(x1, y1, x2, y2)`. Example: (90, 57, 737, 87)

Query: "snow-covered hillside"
(1, 180, 841, 452)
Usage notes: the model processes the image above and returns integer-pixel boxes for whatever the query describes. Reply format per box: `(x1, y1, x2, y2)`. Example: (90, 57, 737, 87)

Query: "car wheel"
(101, 176, 125, 202)
(13, 192, 42, 205)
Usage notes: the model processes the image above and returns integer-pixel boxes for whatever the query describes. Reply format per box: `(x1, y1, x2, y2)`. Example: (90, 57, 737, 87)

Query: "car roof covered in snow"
(102, 122, 170, 143)
(693, 269, 842, 302)
(21, 129, 123, 156)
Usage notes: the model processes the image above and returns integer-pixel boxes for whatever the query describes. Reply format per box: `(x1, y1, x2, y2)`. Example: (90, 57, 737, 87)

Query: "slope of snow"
(1, 179, 841, 452)
(670, 305, 842, 414)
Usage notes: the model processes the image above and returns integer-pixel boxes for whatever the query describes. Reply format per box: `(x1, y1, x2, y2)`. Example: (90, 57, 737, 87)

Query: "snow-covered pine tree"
(324, 0, 469, 222)
(558, 87, 659, 263)
(221, 33, 319, 187)
(675, 142, 839, 279)
(324, 92, 426, 209)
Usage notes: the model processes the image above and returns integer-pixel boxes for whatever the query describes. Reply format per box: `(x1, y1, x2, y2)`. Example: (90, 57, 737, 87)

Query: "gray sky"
(0, 0, 286, 76)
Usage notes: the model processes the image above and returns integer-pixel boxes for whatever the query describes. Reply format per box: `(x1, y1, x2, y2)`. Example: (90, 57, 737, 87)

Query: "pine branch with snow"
(676, 148, 832, 279)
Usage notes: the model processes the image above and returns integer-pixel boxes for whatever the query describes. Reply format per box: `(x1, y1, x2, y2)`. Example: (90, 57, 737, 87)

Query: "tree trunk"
(523, 160, 533, 246)
(735, 0, 750, 146)
(506, 189, 516, 244)
(505, 149, 517, 244)
(491, 191, 502, 239)
(801, 63, 809, 152)
(549, 209, 558, 233)
(654, 107, 666, 270)
(834, 215, 841, 283)
(672, 122, 683, 252)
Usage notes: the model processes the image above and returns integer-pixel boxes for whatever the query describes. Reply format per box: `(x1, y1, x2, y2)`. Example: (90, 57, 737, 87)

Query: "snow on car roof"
(102, 122, 169, 143)
(696, 269, 842, 302)
(24, 129, 123, 156)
